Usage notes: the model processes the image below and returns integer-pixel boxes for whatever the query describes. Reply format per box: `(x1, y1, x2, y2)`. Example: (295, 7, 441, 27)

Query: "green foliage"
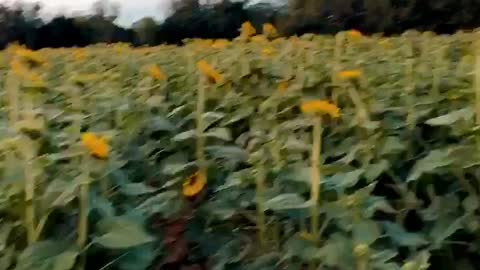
(2, 30, 480, 270)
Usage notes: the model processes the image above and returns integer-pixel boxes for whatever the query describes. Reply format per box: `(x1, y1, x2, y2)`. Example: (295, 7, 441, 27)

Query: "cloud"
(21, 0, 173, 26)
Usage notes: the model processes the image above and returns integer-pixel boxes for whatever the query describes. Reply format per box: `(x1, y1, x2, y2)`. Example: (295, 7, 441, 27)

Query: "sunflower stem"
(405, 37, 416, 160)
(77, 155, 90, 270)
(196, 77, 207, 177)
(332, 32, 344, 105)
(310, 116, 323, 243)
(255, 163, 267, 253)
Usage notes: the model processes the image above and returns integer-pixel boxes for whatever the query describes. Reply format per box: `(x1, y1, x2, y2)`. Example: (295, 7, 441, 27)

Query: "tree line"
(2, 0, 480, 49)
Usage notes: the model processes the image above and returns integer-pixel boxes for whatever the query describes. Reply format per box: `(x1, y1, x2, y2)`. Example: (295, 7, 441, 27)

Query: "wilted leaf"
(94, 217, 155, 249)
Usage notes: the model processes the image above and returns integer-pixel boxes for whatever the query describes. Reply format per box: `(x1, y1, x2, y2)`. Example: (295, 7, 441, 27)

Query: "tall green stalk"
(77, 155, 91, 270)
(405, 38, 416, 160)
(196, 77, 207, 177)
(254, 163, 267, 252)
(310, 116, 323, 241)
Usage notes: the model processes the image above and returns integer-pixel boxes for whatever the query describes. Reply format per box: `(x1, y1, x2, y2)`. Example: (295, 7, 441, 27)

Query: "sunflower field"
(1, 22, 480, 270)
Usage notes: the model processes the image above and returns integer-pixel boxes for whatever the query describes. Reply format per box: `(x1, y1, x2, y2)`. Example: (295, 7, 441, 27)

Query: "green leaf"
(353, 220, 381, 245)
(379, 136, 406, 156)
(203, 112, 225, 129)
(120, 183, 158, 196)
(429, 216, 464, 248)
(365, 160, 390, 182)
(265, 194, 311, 211)
(160, 152, 192, 175)
(325, 169, 364, 188)
(0, 246, 14, 270)
(117, 244, 158, 270)
(463, 195, 479, 213)
(0, 223, 13, 252)
(407, 149, 456, 181)
(149, 116, 176, 132)
(136, 191, 182, 218)
(205, 128, 232, 141)
(383, 222, 427, 247)
(15, 241, 77, 270)
(94, 217, 155, 249)
(44, 179, 79, 208)
(425, 107, 474, 126)
(206, 146, 248, 169)
(172, 129, 196, 142)
(52, 251, 78, 270)
(223, 107, 254, 125)
(364, 196, 396, 217)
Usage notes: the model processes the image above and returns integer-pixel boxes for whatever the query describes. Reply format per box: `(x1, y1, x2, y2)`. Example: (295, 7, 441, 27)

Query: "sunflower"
(347, 29, 363, 41)
(182, 171, 207, 198)
(277, 81, 289, 93)
(240, 21, 256, 39)
(212, 39, 229, 49)
(147, 64, 167, 81)
(197, 60, 224, 84)
(261, 47, 275, 57)
(262, 23, 278, 38)
(15, 48, 46, 66)
(81, 132, 109, 160)
(73, 49, 88, 61)
(338, 70, 362, 80)
(300, 100, 341, 118)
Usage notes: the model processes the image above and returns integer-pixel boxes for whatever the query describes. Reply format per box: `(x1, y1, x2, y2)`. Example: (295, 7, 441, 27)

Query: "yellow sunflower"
(347, 29, 363, 41)
(338, 70, 362, 80)
(147, 64, 167, 81)
(262, 23, 278, 38)
(81, 132, 109, 160)
(197, 60, 224, 84)
(15, 48, 46, 66)
(212, 39, 229, 49)
(277, 81, 289, 93)
(240, 21, 256, 39)
(300, 100, 341, 118)
(183, 171, 207, 198)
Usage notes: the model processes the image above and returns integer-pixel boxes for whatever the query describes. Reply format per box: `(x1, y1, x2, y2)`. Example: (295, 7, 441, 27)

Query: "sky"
(11, 0, 174, 26)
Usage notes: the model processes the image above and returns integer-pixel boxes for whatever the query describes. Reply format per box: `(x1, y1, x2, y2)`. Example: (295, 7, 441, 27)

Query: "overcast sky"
(11, 0, 174, 26)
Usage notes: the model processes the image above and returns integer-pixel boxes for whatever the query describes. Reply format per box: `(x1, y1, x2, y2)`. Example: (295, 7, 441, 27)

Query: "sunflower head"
(73, 49, 88, 61)
(212, 39, 229, 49)
(277, 81, 289, 93)
(81, 132, 109, 160)
(182, 171, 207, 198)
(15, 48, 46, 67)
(147, 64, 167, 81)
(240, 21, 256, 39)
(197, 60, 224, 84)
(300, 100, 341, 118)
(262, 23, 278, 38)
(338, 70, 362, 80)
(347, 29, 363, 41)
